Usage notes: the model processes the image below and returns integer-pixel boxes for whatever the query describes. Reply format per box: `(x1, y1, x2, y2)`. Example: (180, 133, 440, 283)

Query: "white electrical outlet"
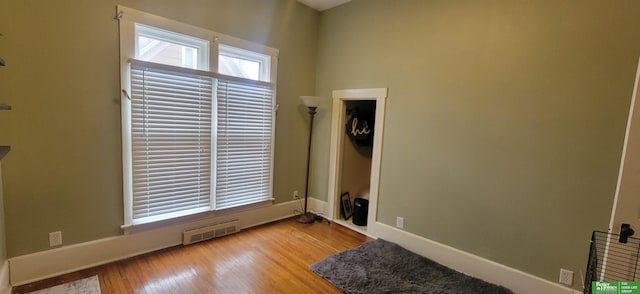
(49, 231, 62, 247)
(559, 268, 573, 286)
(396, 216, 404, 229)
(293, 190, 299, 200)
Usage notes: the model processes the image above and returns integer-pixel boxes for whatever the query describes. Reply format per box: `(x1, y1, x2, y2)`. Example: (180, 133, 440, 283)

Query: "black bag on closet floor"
(352, 198, 369, 226)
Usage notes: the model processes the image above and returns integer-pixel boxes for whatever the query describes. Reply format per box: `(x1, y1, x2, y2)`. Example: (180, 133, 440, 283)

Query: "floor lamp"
(297, 96, 323, 224)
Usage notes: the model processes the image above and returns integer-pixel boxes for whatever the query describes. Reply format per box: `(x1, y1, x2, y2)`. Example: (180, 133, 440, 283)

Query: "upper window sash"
(135, 23, 210, 70)
(117, 5, 218, 73)
(219, 44, 271, 82)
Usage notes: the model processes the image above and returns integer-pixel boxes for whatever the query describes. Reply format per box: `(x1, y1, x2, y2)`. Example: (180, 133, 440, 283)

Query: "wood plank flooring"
(12, 217, 369, 294)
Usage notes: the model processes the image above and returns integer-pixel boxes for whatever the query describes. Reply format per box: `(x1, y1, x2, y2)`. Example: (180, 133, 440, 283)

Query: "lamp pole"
(296, 96, 323, 224)
(297, 105, 317, 223)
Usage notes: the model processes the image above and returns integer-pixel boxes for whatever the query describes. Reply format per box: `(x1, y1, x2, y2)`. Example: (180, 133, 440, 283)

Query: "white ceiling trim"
(297, 0, 351, 11)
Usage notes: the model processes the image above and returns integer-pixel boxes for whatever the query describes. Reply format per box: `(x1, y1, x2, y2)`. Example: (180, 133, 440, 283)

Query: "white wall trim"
(308, 197, 329, 217)
(608, 57, 640, 232)
(8, 200, 300, 286)
(368, 221, 581, 294)
(0, 261, 10, 294)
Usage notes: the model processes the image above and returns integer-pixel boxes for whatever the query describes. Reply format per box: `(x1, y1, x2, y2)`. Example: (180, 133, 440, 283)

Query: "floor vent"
(183, 220, 240, 245)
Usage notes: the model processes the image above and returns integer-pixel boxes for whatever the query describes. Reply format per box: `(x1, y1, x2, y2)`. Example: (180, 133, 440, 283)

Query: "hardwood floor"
(12, 217, 370, 294)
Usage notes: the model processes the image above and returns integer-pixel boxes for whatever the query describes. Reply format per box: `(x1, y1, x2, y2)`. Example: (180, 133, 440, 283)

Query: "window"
(118, 6, 278, 227)
(219, 44, 270, 81)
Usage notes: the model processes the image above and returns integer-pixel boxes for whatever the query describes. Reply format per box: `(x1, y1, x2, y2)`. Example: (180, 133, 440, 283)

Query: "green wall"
(3, 0, 640, 288)
(314, 0, 640, 287)
(0, 0, 319, 257)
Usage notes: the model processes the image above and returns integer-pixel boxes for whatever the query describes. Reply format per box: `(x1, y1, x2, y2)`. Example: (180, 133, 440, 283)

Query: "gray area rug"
(310, 239, 513, 294)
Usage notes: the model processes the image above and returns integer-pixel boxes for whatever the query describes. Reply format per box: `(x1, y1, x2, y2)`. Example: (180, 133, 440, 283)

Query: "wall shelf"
(1, 56, 9, 159)
(0, 146, 9, 160)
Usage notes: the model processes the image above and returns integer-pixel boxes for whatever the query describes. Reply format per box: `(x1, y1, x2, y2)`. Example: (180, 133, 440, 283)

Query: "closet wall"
(339, 100, 375, 216)
(340, 133, 372, 202)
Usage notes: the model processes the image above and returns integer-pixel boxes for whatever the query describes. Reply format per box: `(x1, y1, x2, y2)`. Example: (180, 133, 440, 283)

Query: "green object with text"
(592, 282, 640, 294)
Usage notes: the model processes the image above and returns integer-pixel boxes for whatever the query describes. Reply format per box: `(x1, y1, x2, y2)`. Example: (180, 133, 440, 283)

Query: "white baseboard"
(0, 260, 10, 294)
(308, 197, 329, 217)
(9, 200, 299, 286)
(368, 221, 581, 294)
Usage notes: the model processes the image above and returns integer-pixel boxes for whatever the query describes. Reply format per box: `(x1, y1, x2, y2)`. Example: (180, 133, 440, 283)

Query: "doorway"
(327, 88, 388, 235)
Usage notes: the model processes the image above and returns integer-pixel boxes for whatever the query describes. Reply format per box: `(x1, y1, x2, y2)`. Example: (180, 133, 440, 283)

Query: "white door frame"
(600, 58, 640, 281)
(609, 57, 640, 233)
(326, 88, 388, 229)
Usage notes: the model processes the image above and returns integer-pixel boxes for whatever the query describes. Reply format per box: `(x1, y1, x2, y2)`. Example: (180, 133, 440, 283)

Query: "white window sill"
(121, 199, 274, 235)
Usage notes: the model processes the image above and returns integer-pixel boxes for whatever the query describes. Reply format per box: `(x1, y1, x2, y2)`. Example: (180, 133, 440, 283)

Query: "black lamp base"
(296, 212, 315, 224)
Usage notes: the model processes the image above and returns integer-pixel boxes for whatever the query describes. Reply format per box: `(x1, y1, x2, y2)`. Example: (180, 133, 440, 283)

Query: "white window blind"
(130, 63, 213, 223)
(215, 78, 274, 209)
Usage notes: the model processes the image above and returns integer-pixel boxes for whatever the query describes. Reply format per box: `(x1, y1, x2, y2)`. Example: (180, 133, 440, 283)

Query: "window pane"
(134, 23, 209, 70)
(182, 47, 197, 68)
(218, 55, 260, 80)
(137, 35, 199, 69)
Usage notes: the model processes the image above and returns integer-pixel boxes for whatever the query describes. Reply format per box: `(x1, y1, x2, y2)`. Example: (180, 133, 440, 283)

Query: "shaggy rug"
(310, 239, 513, 294)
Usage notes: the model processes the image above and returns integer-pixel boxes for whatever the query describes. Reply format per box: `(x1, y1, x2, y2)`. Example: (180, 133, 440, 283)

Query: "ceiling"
(297, 0, 351, 11)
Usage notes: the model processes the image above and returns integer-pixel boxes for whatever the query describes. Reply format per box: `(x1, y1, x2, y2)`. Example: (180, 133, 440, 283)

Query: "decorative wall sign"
(345, 101, 375, 152)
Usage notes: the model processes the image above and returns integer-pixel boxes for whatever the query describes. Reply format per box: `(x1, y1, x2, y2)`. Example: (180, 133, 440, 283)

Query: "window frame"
(118, 5, 278, 230)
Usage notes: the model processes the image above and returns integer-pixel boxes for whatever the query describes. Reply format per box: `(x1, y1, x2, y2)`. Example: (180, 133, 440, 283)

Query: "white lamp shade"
(300, 96, 323, 107)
